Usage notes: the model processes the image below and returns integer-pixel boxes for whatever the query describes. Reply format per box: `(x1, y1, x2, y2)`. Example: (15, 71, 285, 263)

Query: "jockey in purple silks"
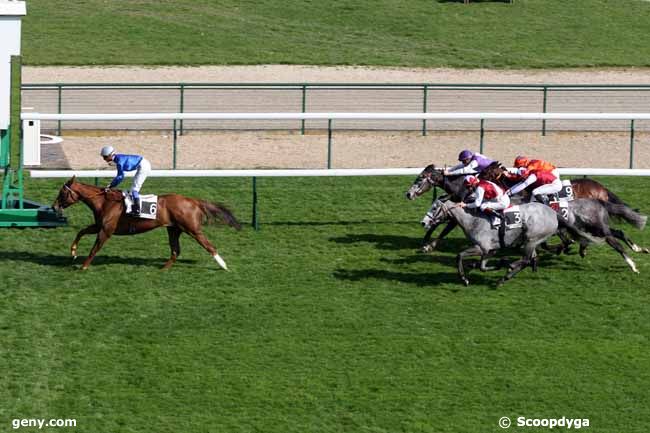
(443, 150, 495, 176)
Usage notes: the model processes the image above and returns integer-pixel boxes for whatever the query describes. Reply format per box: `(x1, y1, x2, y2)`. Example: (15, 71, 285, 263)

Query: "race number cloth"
(558, 179, 574, 201)
(491, 205, 523, 230)
(124, 193, 158, 220)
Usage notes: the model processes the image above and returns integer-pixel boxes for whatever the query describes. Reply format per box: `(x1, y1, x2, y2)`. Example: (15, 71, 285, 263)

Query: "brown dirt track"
(25, 65, 650, 170)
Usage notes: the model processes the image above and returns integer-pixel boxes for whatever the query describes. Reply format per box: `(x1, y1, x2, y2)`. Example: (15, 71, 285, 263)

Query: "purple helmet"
(458, 150, 473, 161)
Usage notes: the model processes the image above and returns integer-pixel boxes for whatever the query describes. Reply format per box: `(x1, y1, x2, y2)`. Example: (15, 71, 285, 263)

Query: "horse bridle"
(63, 184, 80, 201)
(423, 195, 452, 224)
(63, 184, 110, 202)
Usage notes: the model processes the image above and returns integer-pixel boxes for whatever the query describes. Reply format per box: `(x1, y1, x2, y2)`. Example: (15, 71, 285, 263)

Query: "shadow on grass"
(0, 250, 198, 268)
(333, 267, 496, 288)
(329, 233, 426, 250)
(437, 0, 512, 3)
(265, 220, 414, 227)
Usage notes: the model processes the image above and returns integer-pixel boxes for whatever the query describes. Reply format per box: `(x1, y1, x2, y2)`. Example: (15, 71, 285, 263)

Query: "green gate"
(0, 56, 66, 227)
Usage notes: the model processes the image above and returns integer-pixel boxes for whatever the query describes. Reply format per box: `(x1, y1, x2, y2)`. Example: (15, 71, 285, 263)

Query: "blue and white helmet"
(100, 146, 115, 157)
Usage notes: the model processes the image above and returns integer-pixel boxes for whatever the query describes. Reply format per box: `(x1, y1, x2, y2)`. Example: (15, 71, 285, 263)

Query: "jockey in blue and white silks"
(101, 146, 152, 215)
(444, 150, 494, 176)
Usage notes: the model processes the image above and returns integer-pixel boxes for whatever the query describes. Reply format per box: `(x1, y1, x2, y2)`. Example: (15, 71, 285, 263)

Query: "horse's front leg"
(420, 225, 437, 252)
(478, 251, 505, 272)
(456, 244, 483, 286)
(81, 228, 114, 270)
(70, 224, 100, 260)
(422, 220, 457, 253)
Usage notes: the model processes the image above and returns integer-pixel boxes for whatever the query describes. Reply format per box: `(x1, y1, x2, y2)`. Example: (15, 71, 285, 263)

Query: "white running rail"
(20, 112, 650, 121)
(29, 168, 650, 178)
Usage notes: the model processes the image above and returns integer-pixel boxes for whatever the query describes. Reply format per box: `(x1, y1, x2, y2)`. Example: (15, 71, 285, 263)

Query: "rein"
(65, 184, 119, 201)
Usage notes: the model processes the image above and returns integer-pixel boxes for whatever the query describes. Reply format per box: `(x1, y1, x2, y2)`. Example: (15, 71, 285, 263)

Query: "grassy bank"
(22, 0, 650, 68)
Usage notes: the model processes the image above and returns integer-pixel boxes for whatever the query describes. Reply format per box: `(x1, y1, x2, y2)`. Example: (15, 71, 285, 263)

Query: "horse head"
(421, 195, 451, 229)
(52, 176, 79, 212)
(406, 164, 443, 200)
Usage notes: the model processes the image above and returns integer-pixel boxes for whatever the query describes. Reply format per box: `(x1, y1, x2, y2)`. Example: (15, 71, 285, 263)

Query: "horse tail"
(599, 186, 628, 207)
(556, 214, 605, 245)
(598, 199, 647, 230)
(200, 201, 242, 230)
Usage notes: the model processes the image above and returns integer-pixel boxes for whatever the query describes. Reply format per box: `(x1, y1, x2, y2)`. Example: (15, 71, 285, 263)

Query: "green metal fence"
(22, 83, 650, 136)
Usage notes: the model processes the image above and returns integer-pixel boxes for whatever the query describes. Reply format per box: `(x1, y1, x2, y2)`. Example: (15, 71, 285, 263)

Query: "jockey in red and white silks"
(444, 150, 495, 176)
(507, 165, 562, 198)
(460, 176, 510, 213)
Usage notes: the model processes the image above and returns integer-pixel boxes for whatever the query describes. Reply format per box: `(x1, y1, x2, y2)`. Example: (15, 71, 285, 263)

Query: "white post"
(22, 118, 39, 165)
(0, 0, 26, 131)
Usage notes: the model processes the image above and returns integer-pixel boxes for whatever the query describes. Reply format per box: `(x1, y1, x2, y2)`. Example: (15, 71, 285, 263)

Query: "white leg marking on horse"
(624, 256, 639, 273)
(213, 253, 228, 271)
(631, 243, 642, 253)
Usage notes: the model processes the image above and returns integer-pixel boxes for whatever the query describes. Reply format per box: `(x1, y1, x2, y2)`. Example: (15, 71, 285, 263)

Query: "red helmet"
(463, 175, 480, 188)
(514, 156, 529, 168)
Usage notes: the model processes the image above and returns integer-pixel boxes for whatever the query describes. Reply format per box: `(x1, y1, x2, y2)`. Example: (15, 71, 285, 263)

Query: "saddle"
(489, 206, 523, 249)
(548, 180, 574, 219)
(123, 192, 158, 219)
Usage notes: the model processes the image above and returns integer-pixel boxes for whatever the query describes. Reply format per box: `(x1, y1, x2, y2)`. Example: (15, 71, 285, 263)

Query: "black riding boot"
(534, 194, 549, 205)
(131, 197, 141, 216)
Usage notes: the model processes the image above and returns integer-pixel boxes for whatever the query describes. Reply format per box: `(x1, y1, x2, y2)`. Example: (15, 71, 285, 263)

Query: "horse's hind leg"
(71, 224, 100, 259)
(163, 227, 182, 270)
(497, 246, 538, 286)
(605, 236, 639, 273)
(189, 231, 229, 271)
(611, 228, 650, 254)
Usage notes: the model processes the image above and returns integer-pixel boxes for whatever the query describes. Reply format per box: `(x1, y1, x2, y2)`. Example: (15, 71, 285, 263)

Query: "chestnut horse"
(52, 176, 241, 270)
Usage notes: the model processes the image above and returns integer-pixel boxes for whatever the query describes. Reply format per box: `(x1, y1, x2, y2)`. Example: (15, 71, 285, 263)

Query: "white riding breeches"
(131, 158, 151, 194)
(532, 177, 562, 196)
(480, 194, 510, 212)
(551, 168, 561, 180)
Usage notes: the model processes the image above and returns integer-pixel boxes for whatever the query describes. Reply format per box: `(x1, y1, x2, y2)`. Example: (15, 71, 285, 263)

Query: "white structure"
(0, 0, 26, 130)
(29, 168, 650, 178)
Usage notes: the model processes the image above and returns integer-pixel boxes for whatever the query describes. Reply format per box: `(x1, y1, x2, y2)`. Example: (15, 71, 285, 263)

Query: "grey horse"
(422, 199, 594, 287)
(560, 198, 647, 273)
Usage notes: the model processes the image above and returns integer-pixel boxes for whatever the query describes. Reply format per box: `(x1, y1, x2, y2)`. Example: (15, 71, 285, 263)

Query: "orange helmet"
(514, 155, 529, 168)
(463, 175, 480, 188)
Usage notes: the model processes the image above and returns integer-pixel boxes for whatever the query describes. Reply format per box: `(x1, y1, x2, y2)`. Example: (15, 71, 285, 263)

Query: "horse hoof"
(72, 255, 77, 261)
(420, 246, 432, 253)
(462, 278, 470, 286)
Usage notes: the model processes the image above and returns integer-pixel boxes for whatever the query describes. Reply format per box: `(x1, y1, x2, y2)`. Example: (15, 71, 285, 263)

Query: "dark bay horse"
(479, 162, 630, 206)
(52, 176, 242, 270)
(405, 164, 466, 252)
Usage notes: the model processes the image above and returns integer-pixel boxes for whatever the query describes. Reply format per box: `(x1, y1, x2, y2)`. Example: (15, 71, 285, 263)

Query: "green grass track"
(22, 0, 650, 68)
(1, 176, 649, 432)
